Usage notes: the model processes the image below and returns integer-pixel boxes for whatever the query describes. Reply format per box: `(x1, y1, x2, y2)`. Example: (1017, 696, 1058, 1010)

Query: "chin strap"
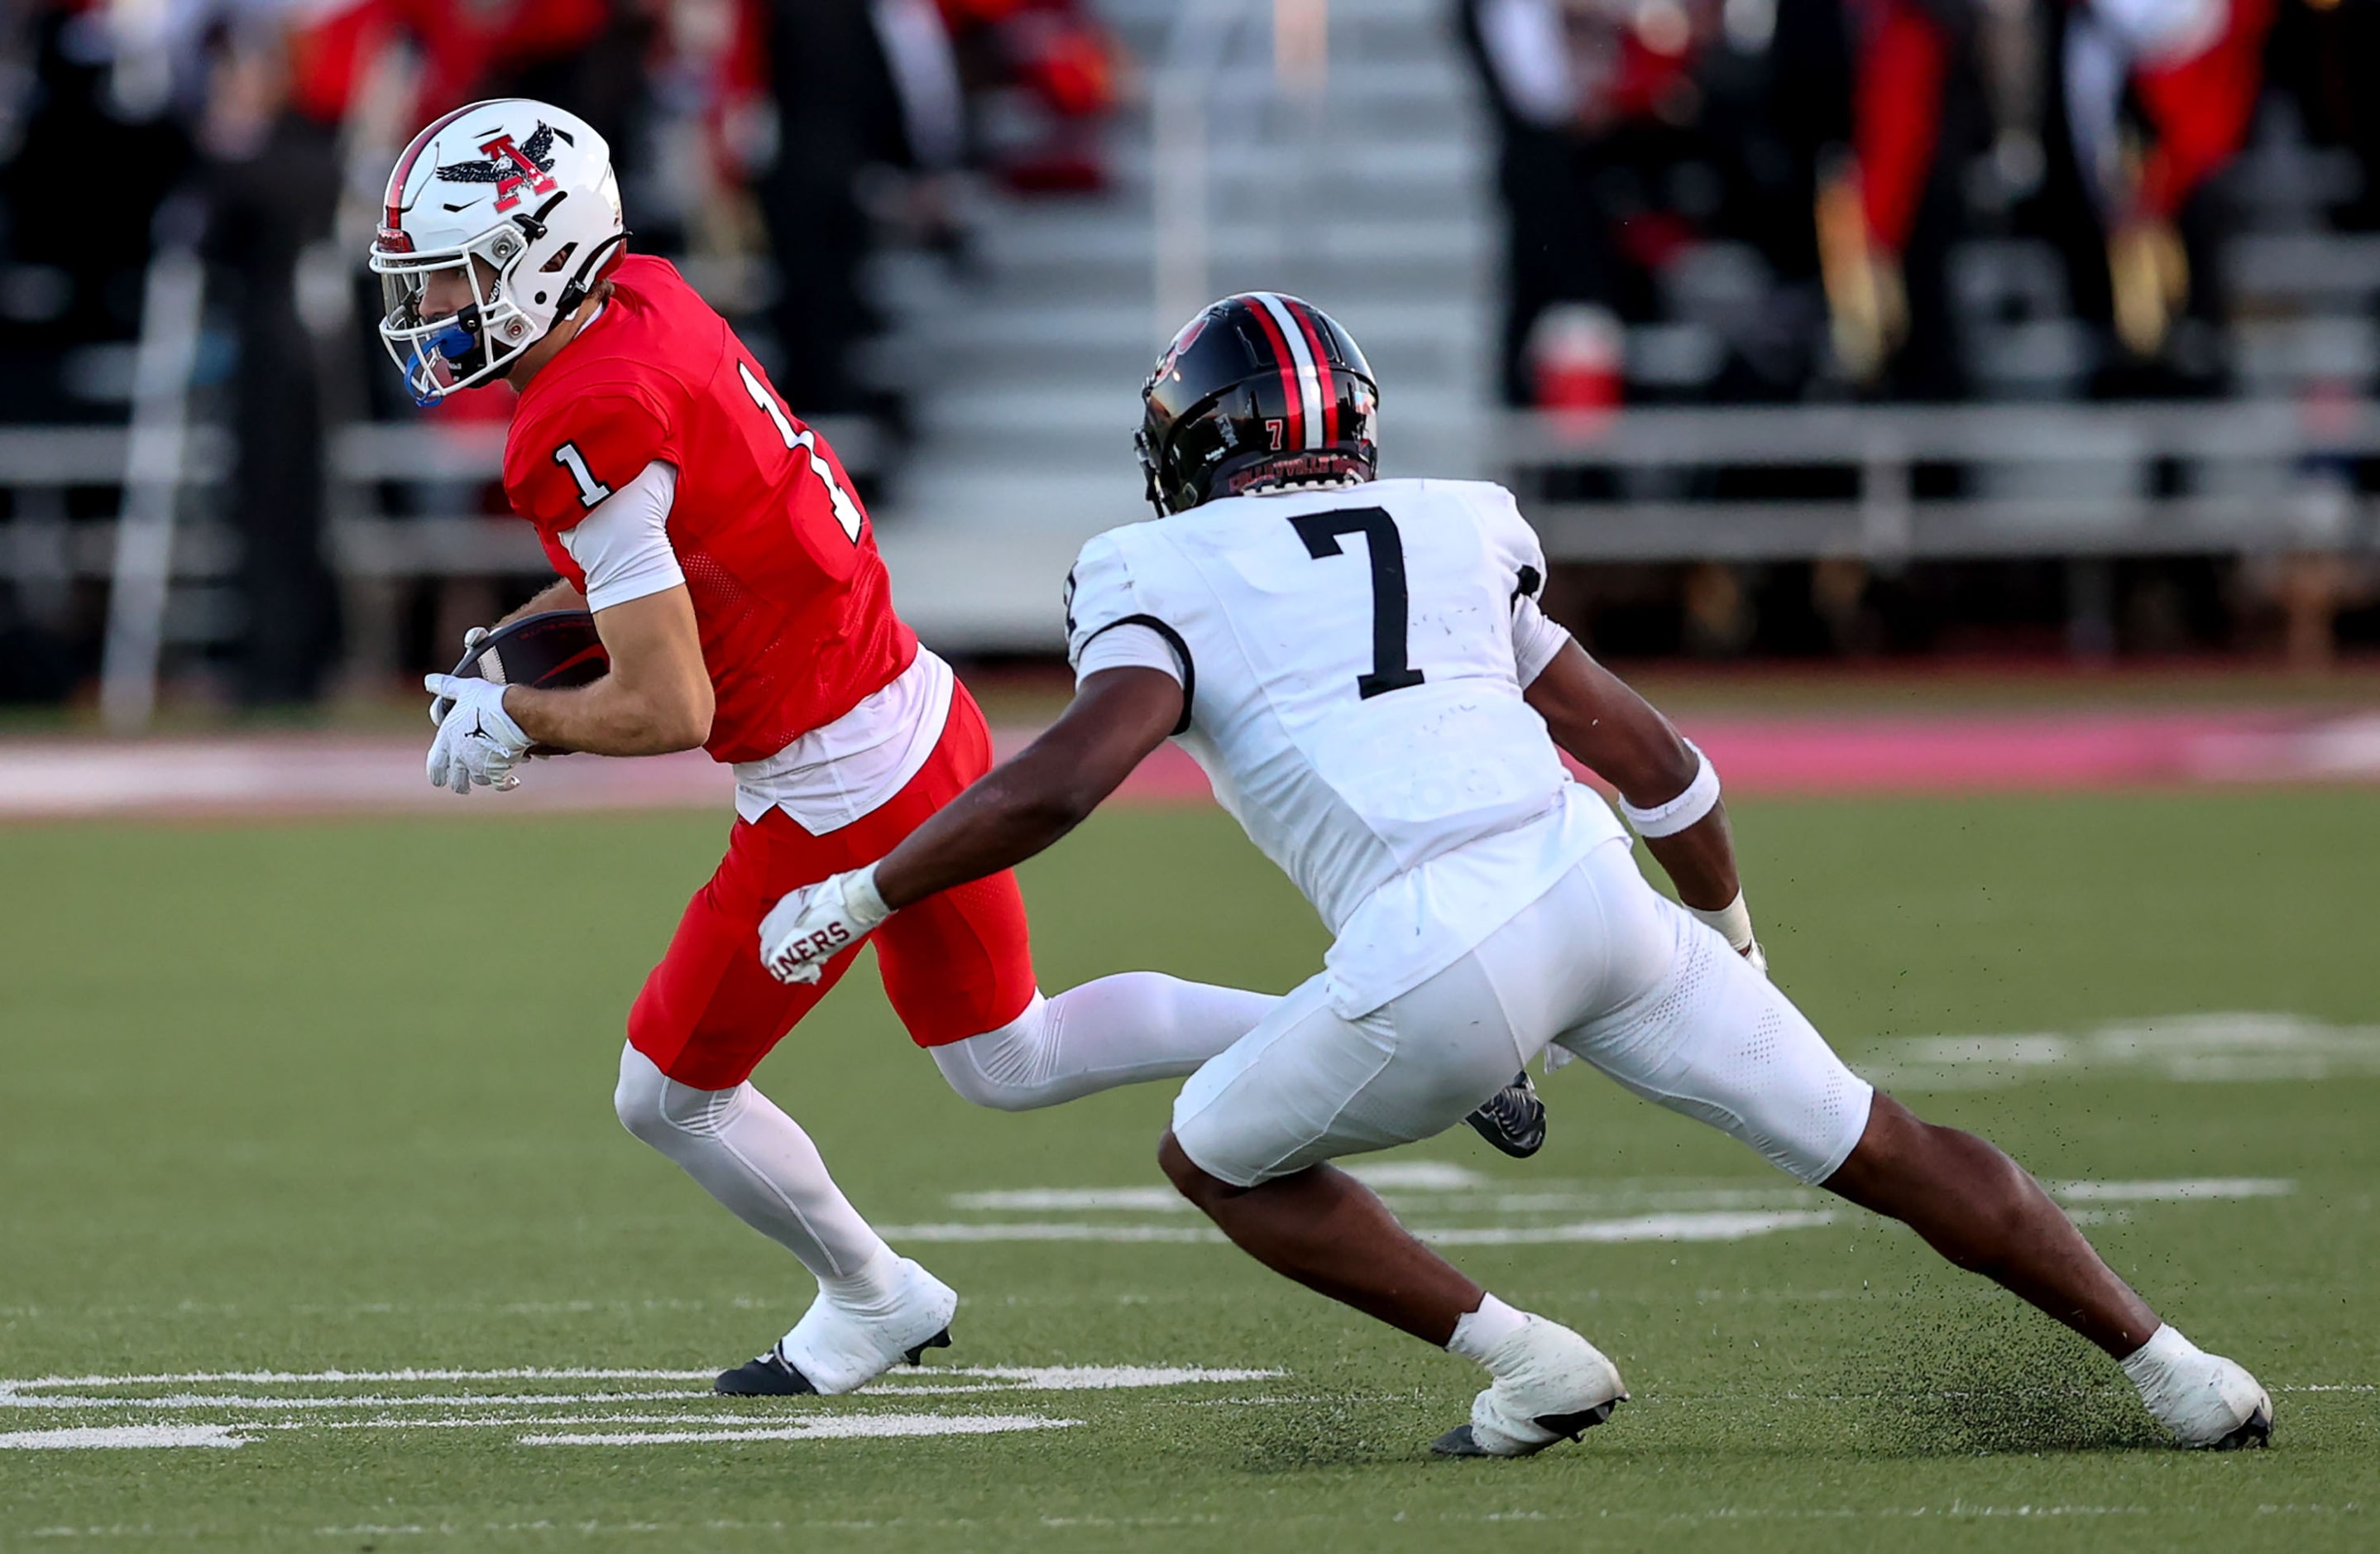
(552, 231, 629, 322)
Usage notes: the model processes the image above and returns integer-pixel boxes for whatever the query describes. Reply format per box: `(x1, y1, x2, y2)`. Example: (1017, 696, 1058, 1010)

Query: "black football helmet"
(1136, 292, 1380, 516)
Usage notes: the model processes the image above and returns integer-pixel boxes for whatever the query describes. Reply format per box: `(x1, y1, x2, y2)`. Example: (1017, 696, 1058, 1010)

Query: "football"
(431, 610, 609, 755)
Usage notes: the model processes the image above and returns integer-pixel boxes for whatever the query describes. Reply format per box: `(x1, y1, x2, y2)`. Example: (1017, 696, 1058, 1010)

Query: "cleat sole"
(712, 1359, 820, 1398)
(1429, 1393, 1626, 1458)
(2207, 1407, 2273, 1451)
(1463, 1072, 1546, 1160)
(1532, 1397, 1625, 1441)
(903, 1327, 953, 1366)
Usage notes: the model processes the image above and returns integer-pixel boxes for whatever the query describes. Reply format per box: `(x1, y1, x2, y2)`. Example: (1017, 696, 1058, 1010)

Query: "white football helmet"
(370, 99, 625, 404)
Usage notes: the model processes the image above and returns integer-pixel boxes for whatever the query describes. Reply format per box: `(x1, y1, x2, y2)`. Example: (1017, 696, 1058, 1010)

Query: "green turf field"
(2, 792, 2375, 1551)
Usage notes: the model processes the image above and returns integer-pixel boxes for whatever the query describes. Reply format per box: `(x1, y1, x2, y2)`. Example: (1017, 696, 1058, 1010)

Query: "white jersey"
(1065, 477, 1627, 1016)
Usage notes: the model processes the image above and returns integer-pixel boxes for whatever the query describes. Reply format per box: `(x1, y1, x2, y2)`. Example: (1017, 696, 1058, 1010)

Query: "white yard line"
(1420, 1210, 1840, 1245)
(0, 1364, 1271, 1398)
(0, 1424, 251, 1450)
(879, 1222, 1224, 1244)
(861, 1366, 1281, 1391)
(2053, 1177, 2293, 1201)
(0, 1390, 716, 1412)
(884, 1210, 1841, 1246)
(519, 1413, 1079, 1446)
(1864, 1012, 2380, 1089)
(0, 1366, 717, 1393)
(0, 1362, 1281, 1451)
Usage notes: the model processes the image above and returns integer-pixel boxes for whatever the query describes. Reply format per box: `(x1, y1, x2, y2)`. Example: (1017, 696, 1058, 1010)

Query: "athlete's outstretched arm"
(871, 667, 1183, 910)
(500, 584, 715, 756)
(1524, 641, 1740, 913)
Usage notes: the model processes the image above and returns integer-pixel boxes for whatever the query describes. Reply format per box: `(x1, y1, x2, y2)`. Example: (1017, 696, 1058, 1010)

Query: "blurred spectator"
(755, 0, 964, 425)
(940, 0, 1122, 194)
(2266, 0, 2380, 234)
(1462, 0, 1735, 405)
(1463, 0, 1845, 406)
(196, 8, 343, 705)
(0, 1, 194, 424)
(2061, 0, 2274, 377)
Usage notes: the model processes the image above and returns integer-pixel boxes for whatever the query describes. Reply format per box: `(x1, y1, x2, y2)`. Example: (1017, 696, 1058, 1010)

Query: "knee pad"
(613, 1043, 672, 1144)
(615, 1042, 743, 1145)
(931, 995, 1056, 1112)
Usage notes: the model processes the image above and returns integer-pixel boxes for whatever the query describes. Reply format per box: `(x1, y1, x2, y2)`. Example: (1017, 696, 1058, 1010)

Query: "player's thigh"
(1556, 897, 1874, 1184)
(873, 867, 1038, 1048)
(627, 818, 867, 1091)
(1171, 957, 1530, 1188)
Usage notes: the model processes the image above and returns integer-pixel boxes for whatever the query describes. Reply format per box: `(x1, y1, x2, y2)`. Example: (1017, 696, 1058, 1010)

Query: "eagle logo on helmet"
(436, 122, 565, 212)
(1151, 313, 1209, 386)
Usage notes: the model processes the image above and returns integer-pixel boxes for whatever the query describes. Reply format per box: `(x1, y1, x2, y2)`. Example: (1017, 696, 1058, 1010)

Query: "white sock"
(614, 1043, 896, 1289)
(815, 1245, 905, 1311)
(931, 975, 1278, 1111)
(1446, 1293, 1530, 1370)
(2119, 1323, 2201, 1396)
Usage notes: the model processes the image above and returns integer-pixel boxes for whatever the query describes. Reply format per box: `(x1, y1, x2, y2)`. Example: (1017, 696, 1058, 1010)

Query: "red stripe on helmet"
(1242, 296, 1304, 453)
(1286, 300, 1338, 448)
(381, 103, 481, 241)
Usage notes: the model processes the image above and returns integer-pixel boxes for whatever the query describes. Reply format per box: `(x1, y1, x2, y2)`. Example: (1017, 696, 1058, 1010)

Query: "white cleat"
(1430, 1316, 1629, 1458)
(714, 1257, 958, 1398)
(2140, 1349, 2273, 1451)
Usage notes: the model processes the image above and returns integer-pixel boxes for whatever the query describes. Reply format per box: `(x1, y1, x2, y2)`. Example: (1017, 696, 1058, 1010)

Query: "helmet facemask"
(371, 221, 539, 405)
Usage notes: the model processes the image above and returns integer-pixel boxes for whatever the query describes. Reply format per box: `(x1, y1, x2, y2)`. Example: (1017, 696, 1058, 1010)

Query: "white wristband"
(1619, 743, 1720, 838)
(1687, 891, 1755, 952)
(846, 863, 892, 929)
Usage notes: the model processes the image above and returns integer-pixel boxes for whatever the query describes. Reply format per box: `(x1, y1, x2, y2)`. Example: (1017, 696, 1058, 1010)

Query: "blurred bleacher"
(869, 0, 1496, 646)
(2, 0, 2378, 721)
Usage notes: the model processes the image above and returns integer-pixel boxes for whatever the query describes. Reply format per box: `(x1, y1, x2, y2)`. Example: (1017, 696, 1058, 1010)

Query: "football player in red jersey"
(371, 100, 1307, 1395)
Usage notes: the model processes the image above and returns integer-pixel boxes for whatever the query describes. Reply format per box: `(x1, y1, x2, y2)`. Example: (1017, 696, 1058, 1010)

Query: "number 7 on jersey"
(1292, 507, 1427, 700)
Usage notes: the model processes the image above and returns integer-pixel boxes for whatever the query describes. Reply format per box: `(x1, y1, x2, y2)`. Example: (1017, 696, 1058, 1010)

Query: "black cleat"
(2210, 1408, 2273, 1451)
(1429, 1399, 1625, 1459)
(714, 1346, 820, 1397)
(1463, 1071, 1546, 1159)
(714, 1326, 952, 1397)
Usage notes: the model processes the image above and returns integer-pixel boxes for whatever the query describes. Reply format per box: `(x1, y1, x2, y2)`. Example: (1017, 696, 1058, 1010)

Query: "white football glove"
(759, 865, 892, 985)
(429, 627, 491, 727)
(423, 673, 531, 795)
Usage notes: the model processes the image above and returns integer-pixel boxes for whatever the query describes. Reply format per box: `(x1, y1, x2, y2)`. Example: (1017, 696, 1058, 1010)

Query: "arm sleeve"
(1512, 593, 1573, 687)
(558, 461, 686, 612)
(1463, 481, 1573, 687)
(1065, 532, 1193, 734)
(1072, 621, 1186, 687)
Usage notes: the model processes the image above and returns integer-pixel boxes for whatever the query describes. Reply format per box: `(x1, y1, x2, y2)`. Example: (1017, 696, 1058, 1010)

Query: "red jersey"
(505, 256, 917, 765)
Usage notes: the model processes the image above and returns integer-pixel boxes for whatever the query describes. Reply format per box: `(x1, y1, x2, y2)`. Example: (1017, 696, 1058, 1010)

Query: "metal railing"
(1150, 0, 1329, 345)
(1494, 400, 2380, 563)
(0, 415, 880, 578)
(0, 407, 879, 719)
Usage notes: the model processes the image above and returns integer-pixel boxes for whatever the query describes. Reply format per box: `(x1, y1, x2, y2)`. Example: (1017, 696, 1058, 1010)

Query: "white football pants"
(1171, 836, 1875, 1188)
(615, 972, 1276, 1289)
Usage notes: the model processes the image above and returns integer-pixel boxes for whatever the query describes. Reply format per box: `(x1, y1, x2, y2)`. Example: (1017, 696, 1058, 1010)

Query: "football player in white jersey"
(756, 293, 2272, 1456)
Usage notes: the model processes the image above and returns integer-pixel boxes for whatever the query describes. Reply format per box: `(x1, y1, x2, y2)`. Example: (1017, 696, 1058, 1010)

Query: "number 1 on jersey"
(739, 360, 863, 544)
(1292, 507, 1426, 699)
(552, 442, 611, 508)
